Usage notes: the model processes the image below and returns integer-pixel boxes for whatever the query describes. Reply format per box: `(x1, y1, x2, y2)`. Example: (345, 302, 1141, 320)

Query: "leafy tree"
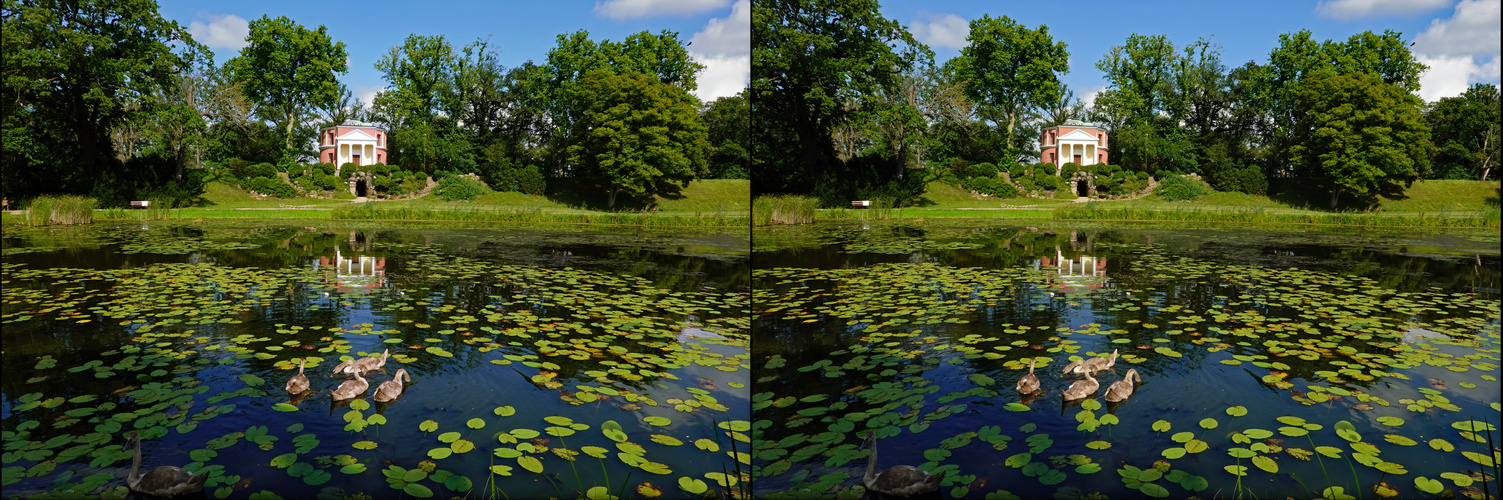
(227, 15, 348, 154)
(956, 14, 1069, 152)
(2, 0, 204, 199)
(1095, 34, 1176, 125)
(1289, 70, 1430, 209)
(565, 71, 707, 209)
(1253, 29, 1425, 175)
(373, 34, 454, 127)
(702, 90, 750, 179)
(751, 0, 927, 195)
(1425, 84, 1499, 180)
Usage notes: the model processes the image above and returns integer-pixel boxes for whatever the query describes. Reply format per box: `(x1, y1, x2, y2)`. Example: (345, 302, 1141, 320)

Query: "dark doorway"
(355, 180, 368, 197)
(1076, 181, 1090, 197)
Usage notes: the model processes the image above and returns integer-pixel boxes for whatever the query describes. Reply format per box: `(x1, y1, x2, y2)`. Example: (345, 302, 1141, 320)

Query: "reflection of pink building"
(1037, 250, 1107, 293)
(1040, 119, 1108, 167)
(318, 121, 387, 167)
(316, 247, 387, 292)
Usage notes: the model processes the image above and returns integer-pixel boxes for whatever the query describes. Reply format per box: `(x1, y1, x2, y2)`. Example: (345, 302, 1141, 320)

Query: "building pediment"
(1059, 129, 1100, 142)
(338, 130, 377, 142)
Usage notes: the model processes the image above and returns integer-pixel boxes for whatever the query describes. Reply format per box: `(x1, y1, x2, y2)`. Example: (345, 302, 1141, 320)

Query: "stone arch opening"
(1076, 180, 1090, 197)
(355, 180, 369, 197)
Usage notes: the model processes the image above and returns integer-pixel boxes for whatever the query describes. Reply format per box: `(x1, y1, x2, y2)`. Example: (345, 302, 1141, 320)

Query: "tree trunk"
(606, 186, 617, 210)
(1328, 188, 1343, 211)
(174, 144, 187, 180)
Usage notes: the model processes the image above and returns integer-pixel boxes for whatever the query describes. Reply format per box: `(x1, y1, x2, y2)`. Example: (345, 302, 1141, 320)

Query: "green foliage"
(24, 195, 96, 226)
(228, 16, 348, 152)
(1290, 70, 1431, 209)
(436, 176, 489, 201)
(2, 0, 205, 199)
(752, 195, 818, 225)
(959, 15, 1069, 151)
(969, 162, 998, 179)
(751, 0, 926, 195)
(1008, 162, 1030, 180)
(246, 177, 296, 199)
(1155, 175, 1211, 201)
(339, 163, 359, 175)
(248, 163, 278, 179)
(960, 176, 1019, 198)
(703, 90, 750, 179)
(1425, 84, 1499, 180)
(566, 70, 706, 209)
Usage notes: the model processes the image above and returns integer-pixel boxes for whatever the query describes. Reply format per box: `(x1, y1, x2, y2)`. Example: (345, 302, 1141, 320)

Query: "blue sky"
(155, 0, 750, 106)
(884, 0, 1501, 103)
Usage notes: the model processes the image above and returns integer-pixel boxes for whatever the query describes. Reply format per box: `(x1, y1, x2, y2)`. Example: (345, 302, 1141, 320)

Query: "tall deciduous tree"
(1290, 70, 1430, 209)
(1094, 34, 1177, 125)
(227, 15, 348, 155)
(751, 0, 925, 195)
(702, 90, 750, 179)
(566, 71, 706, 209)
(956, 15, 1068, 153)
(1426, 84, 1499, 181)
(373, 34, 454, 128)
(2, 0, 203, 198)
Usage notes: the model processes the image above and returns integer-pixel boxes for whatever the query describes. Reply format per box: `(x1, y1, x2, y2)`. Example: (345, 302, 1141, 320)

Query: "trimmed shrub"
(1009, 162, 1030, 180)
(969, 162, 998, 179)
(1155, 175, 1211, 201)
(248, 162, 278, 179)
(246, 176, 296, 198)
(436, 176, 488, 201)
(368, 163, 391, 176)
(1060, 162, 1080, 178)
(340, 162, 359, 174)
(947, 157, 973, 178)
(1209, 165, 1267, 195)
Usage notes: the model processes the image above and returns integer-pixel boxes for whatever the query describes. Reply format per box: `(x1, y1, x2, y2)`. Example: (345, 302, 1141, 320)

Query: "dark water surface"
(2, 220, 750, 499)
(752, 221, 1500, 500)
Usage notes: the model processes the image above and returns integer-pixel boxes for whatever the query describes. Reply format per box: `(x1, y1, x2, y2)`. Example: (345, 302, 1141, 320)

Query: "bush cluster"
(961, 176, 1019, 198)
(247, 162, 278, 179)
(1155, 175, 1212, 201)
(246, 177, 296, 198)
(436, 176, 489, 201)
(1209, 166, 1267, 195)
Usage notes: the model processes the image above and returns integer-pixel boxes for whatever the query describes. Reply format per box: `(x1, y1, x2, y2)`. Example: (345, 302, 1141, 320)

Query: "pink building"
(318, 121, 387, 168)
(1040, 119, 1108, 166)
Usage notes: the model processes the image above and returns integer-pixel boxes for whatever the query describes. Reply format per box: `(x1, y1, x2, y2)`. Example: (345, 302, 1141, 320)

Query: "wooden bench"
(129, 201, 150, 209)
(851, 200, 871, 209)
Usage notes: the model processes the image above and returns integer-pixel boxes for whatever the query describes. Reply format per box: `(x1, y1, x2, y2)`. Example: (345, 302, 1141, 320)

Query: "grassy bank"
(753, 195, 817, 225)
(24, 195, 96, 225)
(1054, 202, 1500, 228)
(330, 203, 745, 227)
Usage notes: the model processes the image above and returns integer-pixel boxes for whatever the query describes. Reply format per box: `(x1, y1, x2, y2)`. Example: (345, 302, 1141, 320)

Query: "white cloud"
(693, 54, 750, 102)
(354, 86, 385, 112)
(1315, 0, 1451, 19)
(1413, 0, 1500, 57)
(1079, 85, 1108, 109)
(909, 13, 969, 50)
(688, 0, 748, 102)
(594, 0, 727, 20)
(187, 13, 249, 51)
(688, 0, 748, 58)
(1416, 54, 1497, 101)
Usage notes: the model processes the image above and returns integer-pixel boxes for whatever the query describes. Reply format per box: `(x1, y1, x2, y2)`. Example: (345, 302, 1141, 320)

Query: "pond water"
(751, 221, 1501, 500)
(1, 220, 751, 499)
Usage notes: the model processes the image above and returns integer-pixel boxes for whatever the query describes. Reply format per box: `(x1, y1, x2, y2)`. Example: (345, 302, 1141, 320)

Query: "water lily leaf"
(1140, 482, 1170, 498)
(1428, 439, 1454, 452)
(1181, 474, 1209, 492)
(494, 406, 515, 416)
(1279, 426, 1309, 437)
(1224, 465, 1247, 476)
(467, 418, 485, 429)
(1005, 403, 1030, 412)
(1375, 416, 1404, 427)
(1374, 462, 1408, 475)
(1171, 432, 1194, 444)
(1199, 418, 1218, 430)
(270, 453, 295, 468)
(1383, 434, 1416, 446)
(1251, 456, 1278, 473)
(1152, 420, 1171, 432)
(438, 432, 461, 443)
(1184, 440, 1208, 454)
(1414, 476, 1444, 494)
(517, 456, 544, 474)
(1085, 441, 1111, 450)
(403, 483, 433, 498)
(1323, 486, 1356, 500)
(1334, 420, 1361, 442)
(1226, 406, 1247, 417)
(1315, 446, 1344, 458)
(1227, 448, 1256, 459)
(1440, 472, 1474, 487)
(644, 416, 671, 426)
(1461, 451, 1496, 467)
(1005, 452, 1031, 468)
(419, 420, 438, 432)
(1243, 428, 1273, 439)
(272, 403, 299, 412)
(427, 447, 452, 459)
(1161, 448, 1186, 459)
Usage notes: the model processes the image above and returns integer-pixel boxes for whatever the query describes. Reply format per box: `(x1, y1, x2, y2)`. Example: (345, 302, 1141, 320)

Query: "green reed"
(752, 195, 818, 225)
(332, 203, 742, 227)
(1054, 203, 1501, 228)
(24, 195, 96, 226)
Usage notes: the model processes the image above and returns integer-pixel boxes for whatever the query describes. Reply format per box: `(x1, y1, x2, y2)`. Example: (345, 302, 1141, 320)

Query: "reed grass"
(1055, 202, 1501, 228)
(752, 195, 818, 225)
(331, 203, 743, 227)
(24, 195, 96, 226)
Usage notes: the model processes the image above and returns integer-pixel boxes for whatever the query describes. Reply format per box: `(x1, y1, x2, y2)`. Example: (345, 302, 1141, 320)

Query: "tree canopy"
(566, 71, 707, 208)
(956, 15, 1068, 153)
(1426, 84, 1499, 181)
(226, 15, 348, 155)
(1289, 70, 1430, 209)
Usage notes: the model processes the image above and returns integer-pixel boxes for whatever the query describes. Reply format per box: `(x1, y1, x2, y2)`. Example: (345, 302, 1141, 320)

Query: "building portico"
(318, 121, 387, 170)
(1040, 119, 1108, 169)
